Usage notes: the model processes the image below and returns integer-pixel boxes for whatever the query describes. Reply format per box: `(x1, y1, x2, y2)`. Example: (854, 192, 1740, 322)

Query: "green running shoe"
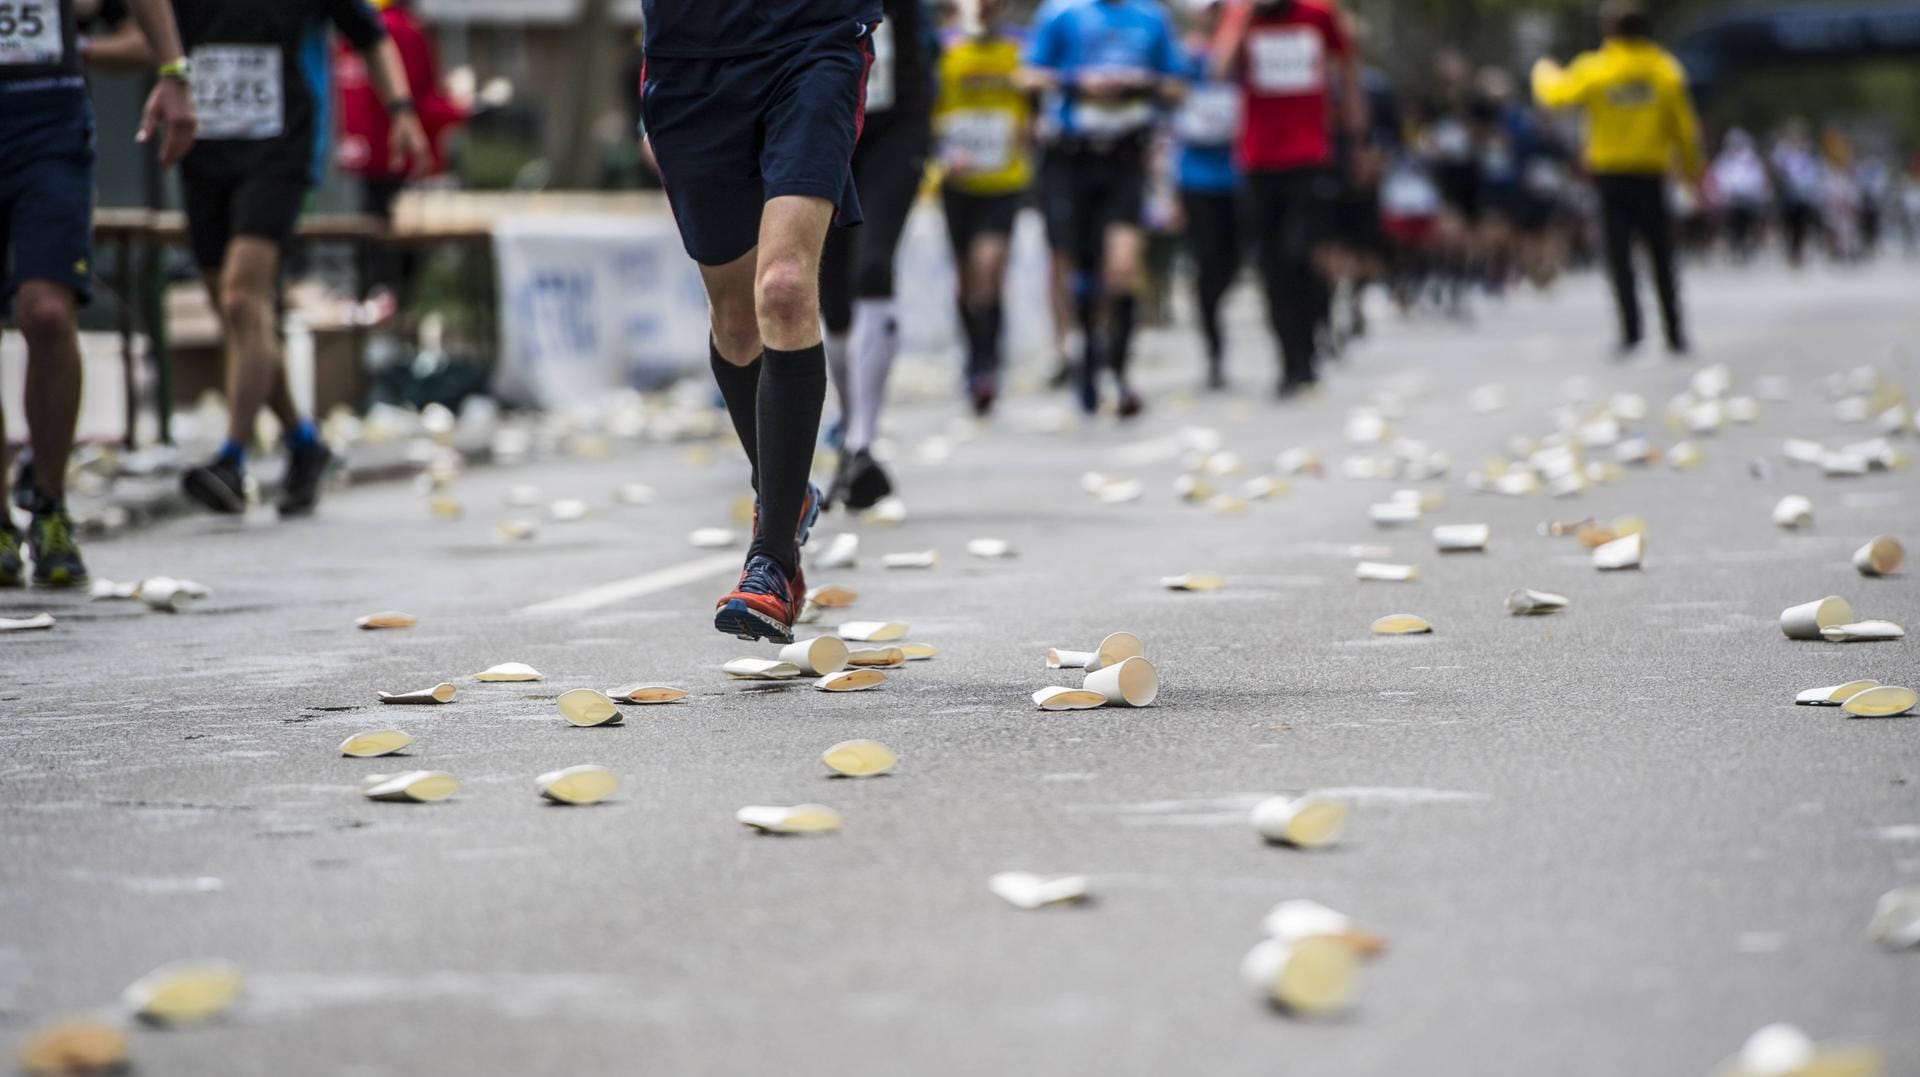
(0, 526, 23, 588)
(28, 508, 88, 588)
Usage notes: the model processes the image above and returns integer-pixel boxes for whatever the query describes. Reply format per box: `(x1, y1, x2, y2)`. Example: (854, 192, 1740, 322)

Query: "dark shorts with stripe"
(643, 22, 873, 267)
(0, 86, 96, 311)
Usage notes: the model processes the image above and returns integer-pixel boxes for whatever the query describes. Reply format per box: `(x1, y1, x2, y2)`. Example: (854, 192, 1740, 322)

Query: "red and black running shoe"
(713, 555, 806, 643)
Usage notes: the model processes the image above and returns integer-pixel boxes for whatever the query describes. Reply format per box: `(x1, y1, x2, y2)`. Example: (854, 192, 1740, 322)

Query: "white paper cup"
(1854, 536, 1904, 577)
(1083, 656, 1158, 707)
(1779, 596, 1853, 640)
(779, 636, 849, 676)
(1770, 496, 1813, 529)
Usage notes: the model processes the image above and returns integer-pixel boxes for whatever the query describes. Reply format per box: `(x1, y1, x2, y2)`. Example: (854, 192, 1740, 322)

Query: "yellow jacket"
(1532, 39, 1702, 178)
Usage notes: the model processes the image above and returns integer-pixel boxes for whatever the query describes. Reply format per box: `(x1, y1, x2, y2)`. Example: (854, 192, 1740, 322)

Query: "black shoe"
(840, 448, 894, 512)
(10, 458, 34, 513)
(1614, 336, 1643, 360)
(1116, 387, 1145, 420)
(0, 526, 23, 588)
(1206, 361, 1227, 392)
(278, 441, 336, 517)
(1277, 378, 1318, 401)
(27, 508, 88, 588)
(182, 456, 247, 514)
(1666, 337, 1691, 358)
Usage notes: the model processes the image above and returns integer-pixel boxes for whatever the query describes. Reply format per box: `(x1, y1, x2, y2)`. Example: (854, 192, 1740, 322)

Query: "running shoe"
(182, 456, 247, 514)
(831, 448, 893, 512)
(277, 441, 336, 517)
(0, 526, 23, 588)
(968, 375, 998, 418)
(750, 481, 822, 549)
(1116, 388, 1145, 420)
(27, 508, 88, 588)
(1277, 378, 1319, 401)
(713, 554, 805, 644)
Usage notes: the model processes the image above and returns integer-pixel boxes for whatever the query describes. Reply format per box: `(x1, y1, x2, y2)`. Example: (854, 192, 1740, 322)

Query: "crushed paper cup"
(1275, 447, 1323, 476)
(1084, 656, 1158, 707)
(818, 532, 859, 569)
(967, 538, 1016, 559)
(1370, 614, 1432, 636)
(355, 611, 416, 630)
(1368, 500, 1420, 526)
(1692, 363, 1733, 399)
(1795, 680, 1880, 706)
(557, 689, 623, 727)
(1840, 685, 1917, 717)
(1096, 479, 1144, 504)
(989, 872, 1090, 910)
(495, 519, 538, 542)
(339, 730, 414, 757)
(1355, 562, 1417, 583)
(1491, 471, 1540, 497)
(1870, 886, 1920, 950)
(1779, 596, 1855, 640)
(1821, 620, 1904, 643)
(1712, 1023, 1883, 1077)
(689, 527, 738, 549)
(1033, 686, 1107, 711)
(1174, 474, 1215, 503)
(1854, 536, 1904, 577)
(361, 770, 458, 802)
(90, 578, 139, 600)
(1727, 396, 1759, 423)
(821, 739, 896, 777)
(862, 497, 909, 525)
(839, 620, 907, 642)
(506, 484, 542, 507)
(1592, 532, 1643, 571)
(1771, 496, 1814, 529)
(1468, 383, 1508, 413)
(807, 585, 857, 609)
(377, 682, 456, 705)
(1243, 475, 1287, 500)
(1614, 436, 1656, 465)
(548, 498, 590, 522)
(0, 612, 55, 632)
(779, 636, 849, 676)
(137, 577, 195, 613)
(1239, 936, 1360, 1017)
(607, 684, 688, 704)
(475, 662, 542, 682)
(1782, 439, 1825, 466)
(1162, 572, 1224, 592)
(1434, 524, 1490, 552)
(845, 647, 906, 669)
(723, 658, 804, 680)
(1209, 495, 1250, 516)
(1506, 589, 1569, 616)
(536, 764, 619, 805)
(124, 959, 244, 1026)
(428, 496, 463, 520)
(615, 483, 656, 505)
(736, 803, 841, 834)
(815, 669, 884, 692)
(1203, 451, 1243, 477)
(1251, 794, 1347, 848)
(881, 550, 939, 570)
(901, 642, 937, 660)
(1261, 899, 1387, 957)
(1047, 631, 1143, 672)
(15, 1018, 128, 1074)
(1667, 441, 1704, 470)
(1821, 451, 1870, 477)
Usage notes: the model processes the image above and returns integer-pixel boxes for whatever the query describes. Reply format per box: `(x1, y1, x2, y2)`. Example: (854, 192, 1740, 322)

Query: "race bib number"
(941, 109, 1014, 175)
(1174, 83, 1239, 146)
(865, 21, 895, 113)
(1247, 26, 1322, 95)
(0, 1, 64, 67)
(192, 44, 284, 140)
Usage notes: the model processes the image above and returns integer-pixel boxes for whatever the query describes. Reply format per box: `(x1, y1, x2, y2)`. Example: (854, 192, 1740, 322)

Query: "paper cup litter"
(901, 642, 938, 660)
(557, 689, 623, 727)
(355, 611, 416, 630)
(818, 532, 860, 569)
(1794, 680, 1878, 706)
(1592, 531, 1643, 570)
(339, 730, 414, 757)
(1261, 899, 1388, 957)
(845, 647, 906, 669)
(1083, 656, 1158, 707)
(1839, 685, 1917, 717)
(1046, 631, 1144, 672)
(822, 739, 896, 777)
(1771, 496, 1813, 529)
(0, 612, 55, 632)
(1821, 620, 1905, 642)
(838, 620, 907, 642)
(15, 1018, 128, 1074)
(1433, 524, 1489, 552)
(361, 770, 458, 802)
(989, 872, 1089, 910)
(1506, 589, 1569, 616)
(779, 636, 849, 676)
(861, 497, 909, 524)
(688, 527, 738, 548)
(536, 764, 619, 805)
(475, 662, 542, 682)
(815, 669, 885, 692)
(966, 538, 1016, 559)
(1780, 596, 1854, 640)
(1870, 886, 1920, 950)
(722, 658, 803, 680)
(1161, 572, 1225, 592)
(882, 549, 939, 570)
(1238, 936, 1360, 1017)
(807, 585, 858, 609)
(1355, 561, 1417, 582)
(377, 682, 456, 705)
(606, 685, 688, 704)
(1250, 795, 1347, 848)
(1854, 536, 1904, 577)
(1032, 686, 1107, 711)
(495, 520, 538, 542)
(1371, 614, 1432, 635)
(124, 960, 244, 1026)
(1368, 501, 1421, 526)
(736, 804, 841, 834)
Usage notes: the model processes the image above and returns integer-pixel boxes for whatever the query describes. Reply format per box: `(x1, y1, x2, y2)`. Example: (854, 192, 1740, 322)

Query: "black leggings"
(1244, 168, 1330, 387)
(821, 108, 930, 332)
(1594, 173, 1683, 348)
(1181, 189, 1239, 366)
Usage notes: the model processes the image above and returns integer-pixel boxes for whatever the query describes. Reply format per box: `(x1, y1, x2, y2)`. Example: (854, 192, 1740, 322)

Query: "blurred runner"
(1028, 0, 1089, 391)
(1708, 128, 1769, 262)
(642, 0, 876, 643)
(1212, 0, 1365, 399)
(934, 0, 1032, 416)
(151, 0, 427, 517)
(1422, 49, 1479, 316)
(1171, 0, 1239, 390)
(1770, 122, 1821, 267)
(1, 0, 197, 588)
(1532, 0, 1701, 357)
(1024, 0, 1185, 419)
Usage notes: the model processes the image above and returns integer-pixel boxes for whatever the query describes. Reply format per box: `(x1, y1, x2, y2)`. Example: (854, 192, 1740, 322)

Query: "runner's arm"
(1017, 10, 1065, 93)
(125, 0, 198, 165)
(1205, 0, 1252, 82)
(1529, 55, 1589, 110)
(326, 0, 435, 179)
(82, 17, 152, 70)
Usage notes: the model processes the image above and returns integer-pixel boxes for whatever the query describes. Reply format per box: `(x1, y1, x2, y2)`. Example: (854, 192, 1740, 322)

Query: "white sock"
(824, 329, 852, 434)
(844, 297, 897, 452)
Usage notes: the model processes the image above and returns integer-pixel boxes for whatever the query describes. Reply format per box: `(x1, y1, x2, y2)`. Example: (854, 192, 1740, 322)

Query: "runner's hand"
(138, 78, 199, 167)
(391, 114, 433, 177)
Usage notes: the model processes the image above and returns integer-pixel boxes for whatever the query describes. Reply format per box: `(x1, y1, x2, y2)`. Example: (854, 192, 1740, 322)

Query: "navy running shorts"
(0, 88, 96, 311)
(643, 22, 873, 267)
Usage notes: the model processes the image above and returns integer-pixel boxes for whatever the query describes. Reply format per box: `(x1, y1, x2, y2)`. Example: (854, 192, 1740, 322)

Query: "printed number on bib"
(942, 110, 1014, 175)
(1072, 98, 1151, 139)
(1175, 84, 1239, 146)
(1247, 27, 1322, 95)
(865, 21, 896, 113)
(192, 44, 285, 140)
(0, 2, 63, 67)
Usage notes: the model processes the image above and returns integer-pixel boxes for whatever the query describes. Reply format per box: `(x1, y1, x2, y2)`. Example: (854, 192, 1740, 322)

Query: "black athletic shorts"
(1035, 143, 1073, 252)
(0, 88, 96, 309)
(1434, 163, 1480, 223)
(181, 164, 308, 271)
(1053, 139, 1147, 271)
(643, 21, 872, 267)
(941, 187, 1021, 250)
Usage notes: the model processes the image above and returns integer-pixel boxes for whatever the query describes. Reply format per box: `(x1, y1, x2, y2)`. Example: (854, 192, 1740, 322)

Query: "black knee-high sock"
(711, 342, 762, 493)
(750, 342, 827, 574)
(957, 300, 986, 380)
(1075, 283, 1102, 382)
(1108, 294, 1137, 385)
(978, 299, 1003, 377)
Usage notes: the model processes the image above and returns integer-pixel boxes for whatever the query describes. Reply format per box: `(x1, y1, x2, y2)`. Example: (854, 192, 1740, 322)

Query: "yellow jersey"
(934, 35, 1033, 197)
(1532, 39, 1702, 178)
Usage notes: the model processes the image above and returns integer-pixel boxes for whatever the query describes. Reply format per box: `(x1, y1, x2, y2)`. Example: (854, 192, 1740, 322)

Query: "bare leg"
(16, 281, 83, 500)
(754, 195, 834, 349)
(213, 238, 284, 450)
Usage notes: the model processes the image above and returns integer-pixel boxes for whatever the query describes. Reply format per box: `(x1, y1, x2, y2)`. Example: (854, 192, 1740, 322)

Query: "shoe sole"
(33, 570, 88, 589)
(183, 471, 246, 514)
(713, 599, 796, 645)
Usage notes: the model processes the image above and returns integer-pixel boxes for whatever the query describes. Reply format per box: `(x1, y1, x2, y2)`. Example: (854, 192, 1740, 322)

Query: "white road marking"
(519, 553, 742, 615)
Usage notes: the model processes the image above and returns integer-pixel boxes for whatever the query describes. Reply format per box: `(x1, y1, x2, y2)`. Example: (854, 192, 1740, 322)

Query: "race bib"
(192, 44, 284, 140)
(1382, 166, 1440, 216)
(1247, 26, 1322, 95)
(1072, 98, 1152, 139)
(865, 21, 895, 113)
(941, 109, 1014, 175)
(1430, 119, 1470, 160)
(0, 1, 64, 67)
(1174, 83, 1239, 146)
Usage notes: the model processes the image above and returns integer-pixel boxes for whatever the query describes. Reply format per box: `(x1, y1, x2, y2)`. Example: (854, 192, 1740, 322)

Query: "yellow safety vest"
(1532, 39, 1703, 177)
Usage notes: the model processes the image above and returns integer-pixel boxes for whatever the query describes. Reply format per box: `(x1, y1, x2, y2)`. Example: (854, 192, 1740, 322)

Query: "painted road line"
(520, 553, 742, 616)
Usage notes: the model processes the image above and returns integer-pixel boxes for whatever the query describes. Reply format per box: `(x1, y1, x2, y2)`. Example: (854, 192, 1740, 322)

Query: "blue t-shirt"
(642, 0, 883, 59)
(1173, 48, 1237, 193)
(1026, 0, 1181, 141)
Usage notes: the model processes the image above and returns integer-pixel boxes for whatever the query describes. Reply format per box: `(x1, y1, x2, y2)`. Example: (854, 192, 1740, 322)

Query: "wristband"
(157, 57, 193, 83)
(388, 98, 417, 116)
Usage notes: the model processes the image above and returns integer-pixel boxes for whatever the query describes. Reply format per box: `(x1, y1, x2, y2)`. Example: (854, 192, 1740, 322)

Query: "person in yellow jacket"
(935, 0, 1034, 415)
(1533, 0, 1703, 356)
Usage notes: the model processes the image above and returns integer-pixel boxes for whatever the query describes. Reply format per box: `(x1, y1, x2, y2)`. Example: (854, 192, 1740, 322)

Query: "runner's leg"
(701, 249, 764, 493)
(216, 237, 285, 455)
(15, 281, 82, 502)
(842, 114, 927, 456)
(751, 194, 835, 573)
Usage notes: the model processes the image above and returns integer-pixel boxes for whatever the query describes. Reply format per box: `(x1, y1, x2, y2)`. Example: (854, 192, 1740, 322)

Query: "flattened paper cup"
(1368, 501, 1420, 526)
(606, 685, 688, 704)
(361, 770, 458, 802)
(822, 739, 896, 777)
(1794, 680, 1879, 706)
(475, 662, 542, 682)
(1869, 886, 1920, 950)
(815, 669, 885, 692)
(736, 804, 841, 834)
(124, 960, 244, 1026)
(1433, 524, 1489, 552)
(557, 689, 623, 727)
(1238, 936, 1359, 1017)
(1033, 687, 1107, 711)
(0, 612, 55, 632)
(1820, 620, 1904, 643)
(966, 538, 1016, 559)
(1048, 631, 1144, 672)
(1355, 562, 1417, 582)
(1840, 685, 1917, 717)
(356, 611, 417, 630)
(339, 730, 414, 757)
(881, 550, 939, 570)
(1854, 536, 1904, 577)
(845, 647, 905, 669)
(838, 620, 907, 642)
(378, 682, 456, 705)
(901, 642, 938, 661)
(989, 872, 1089, 910)
(548, 499, 589, 522)
(779, 636, 849, 676)
(536, 764, 619, 805)
(1370, 614, 1432, 635)
(1771, 496, 1813, 529)
(807, 585, 858, 609)
(1779, 596, 1854, 640)
(722, 658, 804, 680)
(1084, 656, 1157, 707)
(1250, 795, 1346, 848)
(1592, 531, 1643, 571)
(495, 519, 538, 542)
(1506, 589, 1568, 616)
(1261, 899, 1388, 957)
(819, 532, 860, 569)
(1161, 572, 1224, 592)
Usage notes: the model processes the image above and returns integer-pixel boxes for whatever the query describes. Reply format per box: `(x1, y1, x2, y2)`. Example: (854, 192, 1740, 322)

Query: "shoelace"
(738, 557, 788, 599)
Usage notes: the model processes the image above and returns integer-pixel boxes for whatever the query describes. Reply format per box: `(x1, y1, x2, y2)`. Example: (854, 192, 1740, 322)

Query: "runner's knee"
(218, 284, 274, 336)
(13, 285, 77, 350)
(755, 255, 815, 334)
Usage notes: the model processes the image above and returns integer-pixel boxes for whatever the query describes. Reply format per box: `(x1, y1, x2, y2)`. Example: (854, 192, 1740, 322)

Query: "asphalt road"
(3, 259, 1918, 1076)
